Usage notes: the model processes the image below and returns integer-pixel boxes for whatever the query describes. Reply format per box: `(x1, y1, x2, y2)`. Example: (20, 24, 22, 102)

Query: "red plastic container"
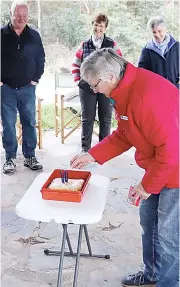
(41, 169, 91, 202)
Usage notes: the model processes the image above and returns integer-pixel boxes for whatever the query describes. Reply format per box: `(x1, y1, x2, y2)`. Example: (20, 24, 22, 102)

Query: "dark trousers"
(79, 87, 112, 151)
(1, 84, 37, 159)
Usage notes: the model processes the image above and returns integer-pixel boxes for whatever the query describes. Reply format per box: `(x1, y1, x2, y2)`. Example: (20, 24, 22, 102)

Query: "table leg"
(44, 224, 110, 287)
(83, 224, 110, 259)
(57, 224, 68, 287)
(73, 225, 83, 287)
(62, 224, 73, 255)
(83, 224, 92, 256)
(44, 224, 110, 259)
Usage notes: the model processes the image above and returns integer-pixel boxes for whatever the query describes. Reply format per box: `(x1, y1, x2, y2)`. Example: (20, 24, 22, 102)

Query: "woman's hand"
(70, 153, 95, 169)
(130, 182, 151, 204)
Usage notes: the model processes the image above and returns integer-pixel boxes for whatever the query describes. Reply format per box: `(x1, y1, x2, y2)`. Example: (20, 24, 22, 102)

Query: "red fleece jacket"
(89, 63, 179, 194)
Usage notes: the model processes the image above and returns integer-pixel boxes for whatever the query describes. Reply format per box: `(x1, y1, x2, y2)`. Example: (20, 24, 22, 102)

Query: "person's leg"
(17, 84, 37, 158)
(97, 94, 112, 141)
(1, 84, 18, 160)
(121, 194, 160, 286)
(79, 87, 97, 152)
(17, 84, 42, 170)
(140, 195, 161, 281)
(157, 187, 179, 287)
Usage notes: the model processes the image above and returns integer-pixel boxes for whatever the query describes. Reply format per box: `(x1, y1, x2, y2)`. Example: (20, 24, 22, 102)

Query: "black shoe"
(121, 271, 157, 287)
(3, 158, 16, 174)
(24, 157, 43, 171)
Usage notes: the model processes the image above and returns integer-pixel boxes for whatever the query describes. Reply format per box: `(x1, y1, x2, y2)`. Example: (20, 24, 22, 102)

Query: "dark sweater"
(138, 35, 179, 88)
(1, 23, 45, 88)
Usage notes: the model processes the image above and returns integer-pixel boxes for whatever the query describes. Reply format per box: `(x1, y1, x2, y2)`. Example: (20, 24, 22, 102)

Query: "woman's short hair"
(80, 48, 127, 83)
(92, 13, 109, 28)
(147, 16, 166, 29)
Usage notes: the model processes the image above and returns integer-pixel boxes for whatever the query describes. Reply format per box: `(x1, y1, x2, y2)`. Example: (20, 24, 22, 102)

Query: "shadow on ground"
(1, 130, 144, 287)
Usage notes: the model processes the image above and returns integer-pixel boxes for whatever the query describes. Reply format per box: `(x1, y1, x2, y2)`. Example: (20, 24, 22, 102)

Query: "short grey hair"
(147, 16, 166, 30)
(11, 0, 29, 15)
(80, 48, 127, 83)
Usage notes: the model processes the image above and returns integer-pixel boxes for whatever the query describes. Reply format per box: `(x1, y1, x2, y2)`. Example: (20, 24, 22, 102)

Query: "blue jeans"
(140, 187, 179, 287)
(1, 84, 37, 159)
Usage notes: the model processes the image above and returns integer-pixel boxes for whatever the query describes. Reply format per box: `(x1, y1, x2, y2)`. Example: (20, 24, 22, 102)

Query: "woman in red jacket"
(70, 48, 179, 287)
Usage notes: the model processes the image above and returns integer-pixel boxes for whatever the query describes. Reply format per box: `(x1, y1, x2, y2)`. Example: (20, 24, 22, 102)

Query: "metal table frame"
(44, 224, 110, 287)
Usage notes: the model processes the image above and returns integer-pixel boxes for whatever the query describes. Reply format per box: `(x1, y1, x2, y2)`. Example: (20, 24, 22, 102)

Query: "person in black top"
(72, 13, 122, 153)
(1, 0, 45, 173)
(138, 16, 179, 89)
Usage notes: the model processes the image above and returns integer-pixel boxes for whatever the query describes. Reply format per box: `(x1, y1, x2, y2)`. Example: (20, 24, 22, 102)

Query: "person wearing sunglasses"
(70, 48, 179, 287)
(72, 13, 122, 153)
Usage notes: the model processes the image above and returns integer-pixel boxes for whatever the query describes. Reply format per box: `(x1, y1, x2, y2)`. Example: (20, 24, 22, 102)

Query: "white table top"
(16, 173, 110, 225)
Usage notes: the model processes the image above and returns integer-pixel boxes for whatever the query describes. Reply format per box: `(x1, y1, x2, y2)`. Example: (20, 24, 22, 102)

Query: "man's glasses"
(90, 79, 101, 90)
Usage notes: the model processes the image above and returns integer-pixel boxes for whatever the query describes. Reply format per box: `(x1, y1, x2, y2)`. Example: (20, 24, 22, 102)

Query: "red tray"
(41, 169, 91, 202)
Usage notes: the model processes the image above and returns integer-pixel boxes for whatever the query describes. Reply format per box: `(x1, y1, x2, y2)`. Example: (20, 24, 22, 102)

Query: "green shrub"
(42, 104, 55, 130)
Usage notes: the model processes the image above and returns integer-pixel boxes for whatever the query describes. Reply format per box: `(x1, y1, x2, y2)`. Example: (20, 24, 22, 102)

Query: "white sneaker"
(3, 158, 16, 174)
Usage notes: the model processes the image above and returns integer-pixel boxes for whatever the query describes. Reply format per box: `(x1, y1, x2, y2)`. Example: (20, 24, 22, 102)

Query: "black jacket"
(79, 35, 115, 91)
(138, 35, 179, 88)
(1, 23, 45, 88)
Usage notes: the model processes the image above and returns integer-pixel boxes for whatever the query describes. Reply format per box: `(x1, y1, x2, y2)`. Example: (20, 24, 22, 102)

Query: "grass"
(42, 104, 55, 130)
(42, 104, 118, 130)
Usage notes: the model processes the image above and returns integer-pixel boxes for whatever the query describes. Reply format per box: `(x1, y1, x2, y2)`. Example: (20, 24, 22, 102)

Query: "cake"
(48, 178, 84, 192)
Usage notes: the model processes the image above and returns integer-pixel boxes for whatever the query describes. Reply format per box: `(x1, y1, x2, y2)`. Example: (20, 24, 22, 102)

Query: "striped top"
(72, 36, 122, 82)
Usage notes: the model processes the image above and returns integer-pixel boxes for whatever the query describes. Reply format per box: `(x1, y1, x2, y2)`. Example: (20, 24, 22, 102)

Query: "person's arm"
(72, 42, 83, 83)
(89, 121, 132, 164)
(113, 41, 122, 56)
(32, 33, 45, 83)
(138, 47, 151, 70)
(70, 122, 132, 169)
(139, 90, 179, 194)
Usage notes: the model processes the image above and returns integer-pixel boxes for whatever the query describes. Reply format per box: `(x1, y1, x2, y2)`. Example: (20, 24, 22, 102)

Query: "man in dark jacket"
(1, 0, 45, 173)
(138, 16, 179, 89)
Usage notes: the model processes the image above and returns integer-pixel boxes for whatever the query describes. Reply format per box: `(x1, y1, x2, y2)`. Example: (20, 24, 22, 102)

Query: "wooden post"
(60, 94, 65, 144)
(38, 98, 43, 149)
(55, 93, 59, 137)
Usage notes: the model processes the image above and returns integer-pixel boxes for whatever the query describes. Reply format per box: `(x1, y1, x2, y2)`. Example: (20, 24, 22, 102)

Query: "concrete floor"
(1, 130, 144, 287)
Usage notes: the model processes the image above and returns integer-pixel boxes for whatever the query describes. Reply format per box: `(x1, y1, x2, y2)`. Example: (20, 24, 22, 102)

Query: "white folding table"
(16, 173, 111, 287)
